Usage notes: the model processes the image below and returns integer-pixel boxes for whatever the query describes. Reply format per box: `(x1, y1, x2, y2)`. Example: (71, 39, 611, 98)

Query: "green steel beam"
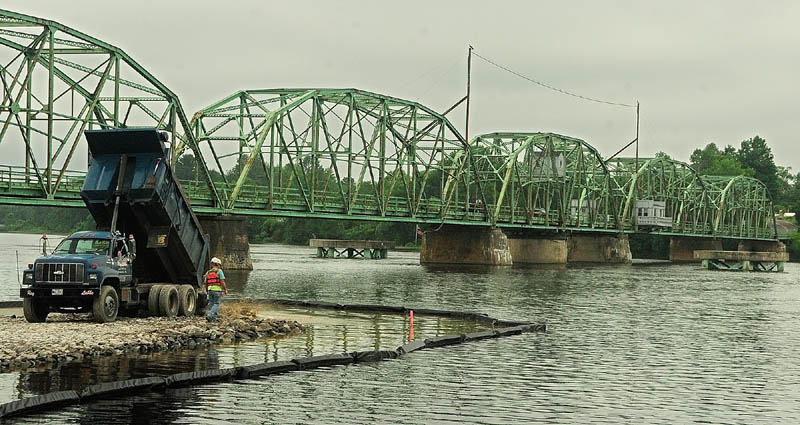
(0, 9, 220, 206)
(184, 88, 470, 221)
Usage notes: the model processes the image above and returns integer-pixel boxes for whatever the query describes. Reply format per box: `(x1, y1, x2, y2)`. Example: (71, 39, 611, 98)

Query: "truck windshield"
(53, 238, 111, 255)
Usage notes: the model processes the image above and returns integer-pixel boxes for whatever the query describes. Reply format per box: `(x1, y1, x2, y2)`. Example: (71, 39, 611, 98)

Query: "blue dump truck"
(20, 129, 210, 323)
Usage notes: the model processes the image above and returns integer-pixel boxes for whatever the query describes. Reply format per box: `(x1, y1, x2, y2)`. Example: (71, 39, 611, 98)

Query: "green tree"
(690, 143, 752, 176)
(706, 156, 755, 177)
(784, 171, 800, 223)
(737, 136, 779, 199)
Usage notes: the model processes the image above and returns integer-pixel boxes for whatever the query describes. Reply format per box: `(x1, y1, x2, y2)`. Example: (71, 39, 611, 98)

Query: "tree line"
(689, 135, 800, 214)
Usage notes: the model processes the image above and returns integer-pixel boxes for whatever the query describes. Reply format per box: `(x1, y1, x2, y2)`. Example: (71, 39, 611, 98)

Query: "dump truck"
(20, 128, 210, 323)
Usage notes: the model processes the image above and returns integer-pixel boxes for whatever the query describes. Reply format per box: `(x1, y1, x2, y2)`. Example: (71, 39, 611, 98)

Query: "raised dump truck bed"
(81, 128, 209, 286)
(21, 128, 210, 323)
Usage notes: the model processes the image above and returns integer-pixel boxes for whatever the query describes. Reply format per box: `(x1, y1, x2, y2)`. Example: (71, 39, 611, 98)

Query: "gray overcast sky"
(5, 0, 799, 170)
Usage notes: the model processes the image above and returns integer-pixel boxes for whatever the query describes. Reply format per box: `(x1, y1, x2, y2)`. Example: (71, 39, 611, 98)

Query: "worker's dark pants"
(207, 291, 222, 320)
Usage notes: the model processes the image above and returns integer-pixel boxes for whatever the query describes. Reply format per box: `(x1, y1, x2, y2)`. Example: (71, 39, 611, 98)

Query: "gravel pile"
(0, 313, 304, 371)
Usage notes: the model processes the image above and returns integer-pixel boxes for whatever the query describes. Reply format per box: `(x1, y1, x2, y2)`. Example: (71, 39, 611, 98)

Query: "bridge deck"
(310, 239, 396, 249)
(693, 250, 789, 262)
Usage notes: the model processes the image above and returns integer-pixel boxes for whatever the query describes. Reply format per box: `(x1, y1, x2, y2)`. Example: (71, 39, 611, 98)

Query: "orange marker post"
(409, 310, 414, 340)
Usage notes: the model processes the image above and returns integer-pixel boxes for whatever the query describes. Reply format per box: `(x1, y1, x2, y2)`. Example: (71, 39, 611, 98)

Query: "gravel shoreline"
(0, 311, 305, 371)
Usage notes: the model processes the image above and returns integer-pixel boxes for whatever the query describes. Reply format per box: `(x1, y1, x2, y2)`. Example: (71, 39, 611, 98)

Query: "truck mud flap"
(237, 361, 297, 379)
(164, 368, 237, 388)
(396, 340, 426, 355)
(292, 353, 354, 370)
(80, 377, 166, 401)
(352, 350, 399, 363)
(425, 335, 465, 349)
(0, 390, 80, 418)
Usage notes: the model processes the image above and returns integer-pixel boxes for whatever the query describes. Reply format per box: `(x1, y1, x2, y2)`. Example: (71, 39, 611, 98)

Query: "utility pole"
(635, 101, 640, 171)
(465, 45, 473, 143)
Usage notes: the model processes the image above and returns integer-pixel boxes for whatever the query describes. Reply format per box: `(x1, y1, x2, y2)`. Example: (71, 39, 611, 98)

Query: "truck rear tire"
(159, 285, 179, 318)
(148, 284, 164, 316)
(93, 285, 119, 323)
(23, 298, 49, 323)
(177, 285, 197, 316)
(196, 290, 208, 315)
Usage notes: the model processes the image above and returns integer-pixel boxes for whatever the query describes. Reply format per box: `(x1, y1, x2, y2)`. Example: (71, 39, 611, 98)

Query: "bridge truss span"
(0, 9, 219, 206)
(609, 157, 711, 234)
(607, 157, 776, 239)
(181, 88, 473, 222)
(466, 132, 617, 230)
(702, 175, 776, 239)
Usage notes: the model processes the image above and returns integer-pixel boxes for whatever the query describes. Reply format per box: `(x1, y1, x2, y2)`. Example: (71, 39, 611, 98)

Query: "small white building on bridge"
(634, 200, 672, 228)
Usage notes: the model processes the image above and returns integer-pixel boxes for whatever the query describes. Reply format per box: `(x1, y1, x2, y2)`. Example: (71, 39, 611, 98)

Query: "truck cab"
(21, 231, 136, 322)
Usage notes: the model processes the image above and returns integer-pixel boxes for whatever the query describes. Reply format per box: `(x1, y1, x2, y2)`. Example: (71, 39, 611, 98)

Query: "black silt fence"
(0, 299, 545, 419)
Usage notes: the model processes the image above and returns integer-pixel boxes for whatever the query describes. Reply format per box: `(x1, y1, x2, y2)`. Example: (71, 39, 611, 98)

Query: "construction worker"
(204, 257, 228, 321)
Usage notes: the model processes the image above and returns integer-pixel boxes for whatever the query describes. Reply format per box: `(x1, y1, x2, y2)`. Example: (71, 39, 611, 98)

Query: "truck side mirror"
(129, 234, 137, 261)
(40, 234, 48, 256)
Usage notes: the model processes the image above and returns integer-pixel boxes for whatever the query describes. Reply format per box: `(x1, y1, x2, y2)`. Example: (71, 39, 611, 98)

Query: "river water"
(1, 232, 799, 424)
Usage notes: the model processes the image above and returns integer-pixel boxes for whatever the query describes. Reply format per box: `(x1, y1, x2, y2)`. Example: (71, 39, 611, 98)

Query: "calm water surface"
(1, 232, 799, 424)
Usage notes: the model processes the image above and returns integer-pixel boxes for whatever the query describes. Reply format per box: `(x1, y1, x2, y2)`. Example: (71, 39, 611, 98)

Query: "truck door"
(113, 238, 133, 284)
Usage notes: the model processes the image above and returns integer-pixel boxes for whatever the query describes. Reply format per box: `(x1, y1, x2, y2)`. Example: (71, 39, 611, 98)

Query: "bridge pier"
(507, 236, 568, 264)
(567, 234, 632, 264)
(669, 237, 722, 262)
(737, 239, 786, 253)
(420, 226, 512, 266)
(421, 227, 634, 265)
(198, 216, 253, 270)
(738, 239, 787, 271)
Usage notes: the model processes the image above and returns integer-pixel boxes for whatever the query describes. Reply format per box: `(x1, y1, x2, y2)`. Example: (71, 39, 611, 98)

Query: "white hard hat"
(211, 257, 222, 266)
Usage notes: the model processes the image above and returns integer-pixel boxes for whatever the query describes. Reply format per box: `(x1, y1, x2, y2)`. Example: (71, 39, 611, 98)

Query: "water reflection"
(220, 269, 251, 293)
(4, 240, 800, 424)
(0, 305, 490, 406)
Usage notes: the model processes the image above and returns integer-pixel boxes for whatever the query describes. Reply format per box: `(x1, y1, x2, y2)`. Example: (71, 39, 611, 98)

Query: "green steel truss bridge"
(0, 10, 778, 240)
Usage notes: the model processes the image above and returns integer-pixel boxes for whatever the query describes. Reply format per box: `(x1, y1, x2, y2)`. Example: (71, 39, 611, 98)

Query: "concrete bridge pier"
(198, 216, 253, 270)
(669, 237, 722, 262)
(421, 227, 634, 265)
(737, 239, 786, 253)
(420, 226, 512, 265)
(567, 234, 632, 264)
(507, 236, 568, 264)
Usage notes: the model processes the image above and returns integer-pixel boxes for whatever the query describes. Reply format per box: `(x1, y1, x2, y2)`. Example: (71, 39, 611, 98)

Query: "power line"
(471, 50, 636, 108)
(414, 56, 462, 102)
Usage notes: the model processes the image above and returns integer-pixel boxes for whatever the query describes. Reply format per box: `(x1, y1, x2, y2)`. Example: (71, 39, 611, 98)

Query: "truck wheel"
(23, 298, 49, 323)
(177, 285, 197, 316)
(148, 284, 164, 316)
(93, 286, 119, 323)
(159, 285, 179, 318)
(196, 290, 208, 315)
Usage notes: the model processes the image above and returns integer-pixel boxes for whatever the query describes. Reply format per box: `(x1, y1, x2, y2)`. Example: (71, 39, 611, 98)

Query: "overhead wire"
(414, 56, 463, 102)
(471, 50, 636, 108)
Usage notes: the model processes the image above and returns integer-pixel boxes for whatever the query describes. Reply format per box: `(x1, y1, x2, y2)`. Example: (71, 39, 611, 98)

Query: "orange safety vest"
(206, 271, 223, 291)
